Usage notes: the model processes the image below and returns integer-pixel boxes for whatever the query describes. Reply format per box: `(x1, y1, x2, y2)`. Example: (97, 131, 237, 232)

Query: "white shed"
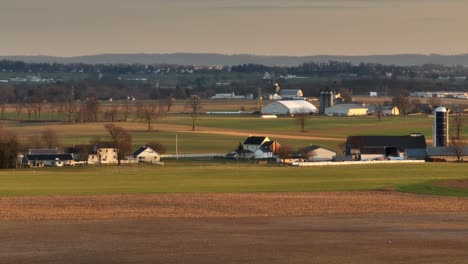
(261, 100, 318, 115)
(132, 146, 161, 163)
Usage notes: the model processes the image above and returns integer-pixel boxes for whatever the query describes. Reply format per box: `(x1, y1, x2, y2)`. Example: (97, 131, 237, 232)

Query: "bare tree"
(450, 136, 465, 162)
(338, 88, 353, 103)
(63, 100, 77, 122)
(104, 104, 119, 122)
(137, 101, 165, 131)
(0, 102, 6, 120)
(104, 124, 132, 165)
(186, 95, 202, 131)
(295, 107, 309, 132)
(14, 101, 25, 120)
(392, 94, 413, 114)
(145, 141, 167, 154)
(452, 106, 465, 140)
(121, 100, 133, 122)
(41, 129, 59, 149)
(375, 104, 384, 121)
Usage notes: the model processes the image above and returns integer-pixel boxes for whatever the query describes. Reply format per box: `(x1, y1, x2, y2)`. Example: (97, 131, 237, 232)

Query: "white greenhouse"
(261, 100, 318, 115)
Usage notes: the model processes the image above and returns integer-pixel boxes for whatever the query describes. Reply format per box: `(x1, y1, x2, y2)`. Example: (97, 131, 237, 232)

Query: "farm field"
(4, 113, 466, 154)
(1, 106, 468, 264)
(0, 163, 467, 196)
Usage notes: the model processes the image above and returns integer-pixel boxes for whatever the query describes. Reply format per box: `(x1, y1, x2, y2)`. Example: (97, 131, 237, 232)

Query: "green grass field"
(0, 163, 467, 196)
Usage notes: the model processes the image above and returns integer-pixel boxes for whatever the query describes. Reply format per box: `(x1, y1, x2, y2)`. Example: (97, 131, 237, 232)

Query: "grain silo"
(433, 106, 449, 147)
(319, 91, 334, 114)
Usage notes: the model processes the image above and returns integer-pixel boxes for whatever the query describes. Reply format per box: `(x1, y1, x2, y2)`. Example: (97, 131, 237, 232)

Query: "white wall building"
(261, 100, 318, 115)
(88, 148, 118, 164)
(324, 104, 368, 116)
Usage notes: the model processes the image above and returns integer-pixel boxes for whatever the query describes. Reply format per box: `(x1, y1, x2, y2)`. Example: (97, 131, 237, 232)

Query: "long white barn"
(261, 100, 318, 115)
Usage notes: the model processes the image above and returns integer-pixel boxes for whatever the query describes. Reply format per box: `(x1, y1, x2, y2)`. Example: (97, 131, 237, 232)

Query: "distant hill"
(2, 53, 468, 66)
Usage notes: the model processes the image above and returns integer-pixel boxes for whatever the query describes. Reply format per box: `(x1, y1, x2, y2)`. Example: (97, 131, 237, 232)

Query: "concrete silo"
(319, 91, 334, 114)
(433, 106, 449, 147)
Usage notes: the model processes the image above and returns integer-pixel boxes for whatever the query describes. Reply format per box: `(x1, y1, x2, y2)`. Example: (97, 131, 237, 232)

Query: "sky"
(1, 0, 468, 57)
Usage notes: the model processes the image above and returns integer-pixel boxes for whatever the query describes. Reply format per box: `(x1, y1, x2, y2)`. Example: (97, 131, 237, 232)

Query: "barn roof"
(347, 135, 427, 152)
(427, 146, 468, 156)
(280, 89, 302, 97)
(24, 154, 74, 161)
(243, 136, 268, 145)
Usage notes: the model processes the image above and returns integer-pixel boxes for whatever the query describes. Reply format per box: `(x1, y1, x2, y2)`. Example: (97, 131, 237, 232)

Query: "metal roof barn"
(261, 100, 318, 115)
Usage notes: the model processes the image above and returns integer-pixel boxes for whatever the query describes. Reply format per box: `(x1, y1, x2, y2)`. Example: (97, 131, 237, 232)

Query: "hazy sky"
(1, 0, 468, 56)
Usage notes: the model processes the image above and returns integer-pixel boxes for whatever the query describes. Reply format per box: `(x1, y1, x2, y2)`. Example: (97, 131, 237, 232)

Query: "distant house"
(132, 146, 161, 163)
(88, 148, 118, 165)
(261, 100, 318, 115)
(280, 89, 303, 99)
(345, 134, 427, 161)
(253, 140, 280, 159)
(22, 149, 75, 167)
(427, 147, 468, 161)
(243, 136, 271, 152)
(299, 145, 336, 161)
(229, 137, 280, 160)
(325, 104, 368, 116)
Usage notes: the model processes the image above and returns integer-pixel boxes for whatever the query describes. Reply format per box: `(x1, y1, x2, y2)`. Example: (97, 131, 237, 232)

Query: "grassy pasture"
(0, 163, 467, 196)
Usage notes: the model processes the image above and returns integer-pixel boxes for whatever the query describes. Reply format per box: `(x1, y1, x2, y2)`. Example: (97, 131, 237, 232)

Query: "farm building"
(261, 100, 318, 115)
(254, 140, 281, 159)
(88, 148, 118, 165)
(427, 147, 468, 161)
(22, 149, 75, 167)
(242, 136, 271, 152)
(299, 145, 336, 161)
(345, 134, 427, 161)
(367, 106, 400, 116)
(132, 146, 161, 163)
(324, 104, 368, 116)
(280, 89, 303, 99)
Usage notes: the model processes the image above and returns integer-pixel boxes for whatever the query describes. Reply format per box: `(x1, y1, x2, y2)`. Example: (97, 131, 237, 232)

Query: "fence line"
(291, 160, 426, 167)
(161, 153, 226, 159)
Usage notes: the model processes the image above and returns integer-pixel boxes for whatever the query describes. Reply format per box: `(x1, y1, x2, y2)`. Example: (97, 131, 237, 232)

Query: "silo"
(319, 91, 334, 114)
(433, 106, 449, 147)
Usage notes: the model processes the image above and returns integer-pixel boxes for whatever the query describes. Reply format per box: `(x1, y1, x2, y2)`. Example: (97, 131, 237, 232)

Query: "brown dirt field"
(1, 191, 468, 220)
(434, 179, 468, 190)
(2, 192, 468, 264)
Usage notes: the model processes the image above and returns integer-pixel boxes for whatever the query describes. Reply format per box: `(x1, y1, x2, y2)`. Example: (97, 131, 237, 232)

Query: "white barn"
(261, 100, 318, 115)
(132, 146, 161, 163)
(324, 104, 368, 116)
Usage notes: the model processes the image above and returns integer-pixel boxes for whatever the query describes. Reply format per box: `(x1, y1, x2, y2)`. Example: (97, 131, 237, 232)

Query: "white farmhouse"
(88, 148, 118, 165)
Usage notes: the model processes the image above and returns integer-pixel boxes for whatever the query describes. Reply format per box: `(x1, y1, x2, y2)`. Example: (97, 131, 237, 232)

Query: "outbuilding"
(261, 100, 318, 115)
(132, 146, 161, 163)
(324, 104, 368, 116)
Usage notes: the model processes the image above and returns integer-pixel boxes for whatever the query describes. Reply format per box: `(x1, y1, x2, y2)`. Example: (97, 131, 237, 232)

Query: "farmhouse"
(261, 100, 318, 115)
(254, 140, 281, 159)
(132, 146, 161, 163)
(345, 134, 427, 161)
(280, 89, 303, 99)
(242, 136, 270, 152)
(299, 145, 336, 161)
(324, 104, 368, 116)
(88, 148, 118, 165)
(22, 149, 75, 167)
